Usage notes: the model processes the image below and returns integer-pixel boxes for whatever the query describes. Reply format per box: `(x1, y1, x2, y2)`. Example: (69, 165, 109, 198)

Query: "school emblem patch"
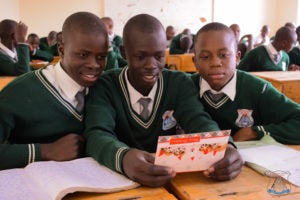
(235, 109, 254, 127)
(162, 110, 177, 130)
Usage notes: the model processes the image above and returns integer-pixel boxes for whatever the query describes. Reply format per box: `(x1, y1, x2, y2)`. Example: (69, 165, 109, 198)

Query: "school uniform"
(237, 44, 290, 71)
(288, 45, 300, 66)
(0, 42, 31, 75)
(191, 70, 300, 144)
(169, 33, 195, 55)
(0, 63, 85, 170)
(30, 48, 54, 62)
(84, 67, 219, 173)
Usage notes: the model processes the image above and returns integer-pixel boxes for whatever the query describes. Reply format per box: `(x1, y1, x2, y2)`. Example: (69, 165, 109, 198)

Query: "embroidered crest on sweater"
(235, 109, 254, 127)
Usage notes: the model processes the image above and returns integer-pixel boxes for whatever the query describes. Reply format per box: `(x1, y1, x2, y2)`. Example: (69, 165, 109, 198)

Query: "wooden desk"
(169, 145, 300, 200)
(251, 71, 300, 103)
(0, 76, 16, 90)
(167, 53, 197, 73)
(64, 186, 177, 200)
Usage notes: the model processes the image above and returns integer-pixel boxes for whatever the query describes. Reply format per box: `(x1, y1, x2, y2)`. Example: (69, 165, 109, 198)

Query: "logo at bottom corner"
(265, 170, 291, 196)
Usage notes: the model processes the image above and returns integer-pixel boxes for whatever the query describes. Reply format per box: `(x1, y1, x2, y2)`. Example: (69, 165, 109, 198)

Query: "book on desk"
(236, 135, 300, 187)
(0, 157, 139, 200)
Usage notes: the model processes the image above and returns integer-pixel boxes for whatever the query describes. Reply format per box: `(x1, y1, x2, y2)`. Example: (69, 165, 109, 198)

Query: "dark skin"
(122, 21, 242, 186)
(40, 19, 109, 161)
(193, 29, 245, 179)
(122, 24, 176, 187)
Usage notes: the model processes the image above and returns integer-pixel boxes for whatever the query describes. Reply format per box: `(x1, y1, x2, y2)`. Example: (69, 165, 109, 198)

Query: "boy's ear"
(120, 45, 126, 59)
(236, 50, 241, 66)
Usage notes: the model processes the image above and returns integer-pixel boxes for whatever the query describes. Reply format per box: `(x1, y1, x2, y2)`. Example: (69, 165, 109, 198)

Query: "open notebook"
(236, 135, 300, 187)
(0, 157, 139, 200)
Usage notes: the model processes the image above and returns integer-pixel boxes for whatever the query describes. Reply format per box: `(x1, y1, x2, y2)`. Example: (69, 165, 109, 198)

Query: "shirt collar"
(125, 67, 157, 104)
(55, 63, 86, 100)
(199, 70, 237, 101)
(0, 42, 16, 59)
(267, 43, 281, 56)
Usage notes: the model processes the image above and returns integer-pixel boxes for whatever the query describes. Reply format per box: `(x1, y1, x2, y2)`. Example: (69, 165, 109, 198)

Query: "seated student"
(191, 22, 300, 144)
(238, 26, 297, 71)
(101, 16, 127, 69)
(27, 33, 54, 62)
(166, 25, 176, 48)
(229, 24, 253, 59)
(84, 14, 243, 187)
(169, 28, 194, 54)
(0, 19, 31, 75)
(49, 31, 62, 56)
(0, 11, 109, 170)
(39, 30, 57, 52)
(253, 25, 270, 48)
(288, 25, 300, 70)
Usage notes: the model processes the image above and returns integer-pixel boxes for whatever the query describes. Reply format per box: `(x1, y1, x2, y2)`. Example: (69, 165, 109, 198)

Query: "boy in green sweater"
(0, 12, 108, 170)
(0, 20, 31, 75)
(191, 22, 300, 144)
(237, 26, 297, 71)
(84, 14, 243, 187)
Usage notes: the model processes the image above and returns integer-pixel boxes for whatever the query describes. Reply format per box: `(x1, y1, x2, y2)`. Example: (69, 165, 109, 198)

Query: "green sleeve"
(252, 82, 300, 144)
(84, 76, 130, 173)
(237, 50, 255, 71)
(0, 44, 31, 76)
(0, 84, 42, 169)
(31, 49, 54, 62)
(174, 73, 220, 132)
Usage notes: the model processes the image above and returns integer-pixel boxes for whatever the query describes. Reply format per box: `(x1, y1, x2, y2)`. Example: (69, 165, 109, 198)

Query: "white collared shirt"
(0, 42, 17, 61)
(125, 68, 157, 114)
(266, 43, 281, 63)
(42, 62, 86, 107)
(199, 71, 237, 101)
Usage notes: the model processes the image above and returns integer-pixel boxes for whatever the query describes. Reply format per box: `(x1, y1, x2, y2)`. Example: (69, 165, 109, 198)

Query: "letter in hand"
(41, 133, 85, 161)
(202, 145, 243, 181)
(122, 149, 176, 187)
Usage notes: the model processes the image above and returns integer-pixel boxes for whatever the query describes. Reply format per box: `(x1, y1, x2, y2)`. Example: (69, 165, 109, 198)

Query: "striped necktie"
(203, 90, 229, 109)
(75, 89, 85, 113)
(138, 97, 151, 120)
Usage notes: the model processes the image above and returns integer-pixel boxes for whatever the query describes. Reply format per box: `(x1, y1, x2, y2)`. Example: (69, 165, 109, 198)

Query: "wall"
(19, 0, 105, 37)
(104, 0, 212, 36)
(0, 0, 19, 21)
(0, 0, 299, 38)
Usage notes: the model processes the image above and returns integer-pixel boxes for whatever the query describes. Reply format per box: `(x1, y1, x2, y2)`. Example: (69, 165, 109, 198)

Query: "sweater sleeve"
(84, 76, 130, 174)
(252, 82, 300, 144)
(0, 44, 31, 76)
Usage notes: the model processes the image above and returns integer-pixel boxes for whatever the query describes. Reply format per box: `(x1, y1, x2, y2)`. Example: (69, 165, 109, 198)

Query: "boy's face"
(193, 30, 240, 91)
(125, 28, 166, 96)
(27, 36, 40, 49)
(59, 31, 108, 87)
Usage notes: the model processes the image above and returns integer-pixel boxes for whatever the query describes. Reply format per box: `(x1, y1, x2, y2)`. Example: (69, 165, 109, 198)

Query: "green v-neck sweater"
(191, 70, 300, 144)
(84, 67, 219, 173)
(0, 69, 84, 170)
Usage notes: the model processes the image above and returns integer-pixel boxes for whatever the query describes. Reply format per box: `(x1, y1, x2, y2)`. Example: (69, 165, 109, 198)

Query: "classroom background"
(1, 0, 300, 38)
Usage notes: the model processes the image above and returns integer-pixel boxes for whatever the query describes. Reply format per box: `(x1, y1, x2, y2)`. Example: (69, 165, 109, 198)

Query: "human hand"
(122, 149, 176, 187)
(233, 127, 258, 141)
(15, 21, 28, 43)
(40, 133, 85, 161)
(288, 64, 300, 71)
(203, 145, 243, 181)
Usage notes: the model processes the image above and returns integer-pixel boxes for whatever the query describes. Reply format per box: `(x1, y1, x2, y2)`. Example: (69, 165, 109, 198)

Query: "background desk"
(169, 145, 300, 200)
(0, 76, 16, 90)
(251, 71, 300, 103)
(167, 53, 197, 73)
(64, 186, 176, 200)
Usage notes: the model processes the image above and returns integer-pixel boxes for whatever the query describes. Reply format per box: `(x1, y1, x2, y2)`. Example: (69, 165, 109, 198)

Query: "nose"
(88, 56, 101, 69)
(210, 55, 222, 67)
(145, 56, 158, 69)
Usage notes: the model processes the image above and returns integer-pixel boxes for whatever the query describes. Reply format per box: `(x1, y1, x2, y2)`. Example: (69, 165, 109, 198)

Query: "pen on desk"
(118, 196, 142, 200)
(219, 192, 237, 196)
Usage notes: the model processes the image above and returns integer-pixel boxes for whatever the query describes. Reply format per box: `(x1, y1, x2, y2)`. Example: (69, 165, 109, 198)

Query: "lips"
(208, 73, 225, 80)
(81, 72, 100, 82)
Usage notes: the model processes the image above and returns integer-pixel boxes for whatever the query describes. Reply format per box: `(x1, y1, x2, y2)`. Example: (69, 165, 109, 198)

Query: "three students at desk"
(1, 12, 300, 190)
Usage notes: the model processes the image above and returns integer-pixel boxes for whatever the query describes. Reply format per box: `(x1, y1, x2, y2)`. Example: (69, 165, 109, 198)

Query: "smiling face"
(125, 28, 166, 96)
(194, 29, 240, 91)
(59, 31, 108, 87)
